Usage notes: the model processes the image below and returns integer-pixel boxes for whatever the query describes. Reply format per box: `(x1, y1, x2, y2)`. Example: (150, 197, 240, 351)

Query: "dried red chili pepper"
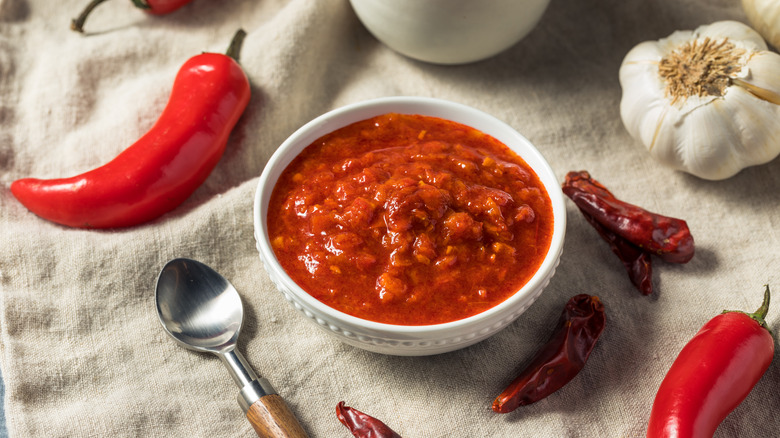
(71, 0, 193, 33)
(579, 206, 653, 295)
(492, 294, 606, 413)
(336, 402, 402, 438)
(647, 286, 775, 437)
(562, 171, 694, 264)
(11, 30, 250, 229)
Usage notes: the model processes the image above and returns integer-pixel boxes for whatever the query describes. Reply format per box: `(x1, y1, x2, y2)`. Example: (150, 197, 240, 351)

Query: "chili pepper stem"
(724, 285, 771, 332)
(71, 0, 151, 33)
(226, 29, 247, 62)
(130, 0, 152, 10)
(71, 0, 110, 33)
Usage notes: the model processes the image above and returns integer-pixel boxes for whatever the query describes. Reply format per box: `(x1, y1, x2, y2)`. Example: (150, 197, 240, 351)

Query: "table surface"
(1, 0, 779, 437)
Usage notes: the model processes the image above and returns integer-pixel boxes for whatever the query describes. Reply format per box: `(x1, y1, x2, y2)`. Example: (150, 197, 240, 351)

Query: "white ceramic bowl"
(349, 0, 551, 65)
(253, 97, 566, 356)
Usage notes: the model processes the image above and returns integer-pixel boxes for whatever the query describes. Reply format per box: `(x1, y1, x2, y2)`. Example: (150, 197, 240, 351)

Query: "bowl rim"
(253, 96, 566, 335)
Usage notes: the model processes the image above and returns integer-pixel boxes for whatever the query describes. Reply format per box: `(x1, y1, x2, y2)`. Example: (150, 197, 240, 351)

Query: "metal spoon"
(155, 258, 308, 438)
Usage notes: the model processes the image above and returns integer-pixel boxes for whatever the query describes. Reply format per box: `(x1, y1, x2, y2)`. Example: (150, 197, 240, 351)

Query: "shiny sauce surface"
(268, 113, 554, 325)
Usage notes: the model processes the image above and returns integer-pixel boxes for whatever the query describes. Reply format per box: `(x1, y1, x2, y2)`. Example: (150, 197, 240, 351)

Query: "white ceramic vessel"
(349, 0, 552, 64)
(253, 96, 566, 355)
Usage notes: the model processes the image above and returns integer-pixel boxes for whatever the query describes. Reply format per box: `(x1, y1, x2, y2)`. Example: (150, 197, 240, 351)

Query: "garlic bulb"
(742, 0, 780, 50)
(619, 20, 780, 180)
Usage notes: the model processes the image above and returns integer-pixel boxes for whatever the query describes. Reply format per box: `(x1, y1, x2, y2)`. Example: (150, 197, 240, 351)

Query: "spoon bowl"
(156, 258, 243, 353)
(155, 258, 309, 438)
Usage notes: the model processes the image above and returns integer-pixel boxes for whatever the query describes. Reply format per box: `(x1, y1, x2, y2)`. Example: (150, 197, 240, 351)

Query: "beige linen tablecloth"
(1, 0, 779, 436)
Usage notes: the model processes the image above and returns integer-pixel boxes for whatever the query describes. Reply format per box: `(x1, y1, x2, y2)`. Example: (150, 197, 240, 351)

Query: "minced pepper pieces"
(268, 113, 554, 325)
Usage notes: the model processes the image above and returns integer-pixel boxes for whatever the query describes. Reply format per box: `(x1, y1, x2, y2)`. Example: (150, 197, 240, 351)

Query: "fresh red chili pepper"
(562, 171, 694, 264)
(71, 0, 193, 33)
(10, 30, 250, 229)
(646, 286, 774, 438)
(492, 294, 606, 413)
(336, 401, 402, 438)
(579, 206, 653, 295)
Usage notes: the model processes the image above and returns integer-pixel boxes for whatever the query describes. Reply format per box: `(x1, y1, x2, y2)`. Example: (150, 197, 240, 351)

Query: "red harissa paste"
(268, 113, 554, 325)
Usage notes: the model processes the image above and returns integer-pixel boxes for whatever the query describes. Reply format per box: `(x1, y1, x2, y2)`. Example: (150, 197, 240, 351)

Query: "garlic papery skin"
(742, 0, 780, 50)
(619, 20, 780, 180)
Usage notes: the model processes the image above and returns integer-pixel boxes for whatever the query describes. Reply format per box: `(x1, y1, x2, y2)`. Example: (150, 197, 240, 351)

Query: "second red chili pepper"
(492, 294, 606, 413)
(11, 30, 250, 229)
(646, 286, 775, 438)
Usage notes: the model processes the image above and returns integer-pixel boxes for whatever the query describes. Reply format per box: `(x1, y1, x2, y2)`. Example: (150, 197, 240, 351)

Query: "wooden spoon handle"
(246, 393, 309, 437)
